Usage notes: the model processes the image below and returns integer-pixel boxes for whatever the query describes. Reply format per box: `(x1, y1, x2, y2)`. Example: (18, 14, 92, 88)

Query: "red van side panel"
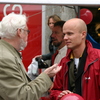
(0, 4, 42, 71)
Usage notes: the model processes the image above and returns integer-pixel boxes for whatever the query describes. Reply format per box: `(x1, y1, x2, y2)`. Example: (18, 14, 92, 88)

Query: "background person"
(28, 21, 67, 81)
(27, 16, 62, 81)
(40, 15, 61, 61)
(40, 20, 67, 100)
(0, 13, 62, 100)
(51, 20, 67, 65)
(50, 18, 100, 100)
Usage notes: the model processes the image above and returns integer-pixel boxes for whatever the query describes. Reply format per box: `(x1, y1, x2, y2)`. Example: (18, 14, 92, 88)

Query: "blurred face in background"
(48, 18, 56, 30)
(51, 26, 65, 49)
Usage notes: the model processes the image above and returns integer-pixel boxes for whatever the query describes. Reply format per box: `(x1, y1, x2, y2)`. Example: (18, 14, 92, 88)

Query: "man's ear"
(17, 28, 22, 37)
(82, 31, 86, 38)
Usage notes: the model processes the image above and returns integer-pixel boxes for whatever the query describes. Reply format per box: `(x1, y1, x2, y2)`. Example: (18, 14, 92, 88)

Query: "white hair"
(0, 13, 27, 39)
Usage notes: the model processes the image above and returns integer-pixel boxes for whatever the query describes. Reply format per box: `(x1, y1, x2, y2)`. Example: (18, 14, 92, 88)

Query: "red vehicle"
(0, 4, 42, 71)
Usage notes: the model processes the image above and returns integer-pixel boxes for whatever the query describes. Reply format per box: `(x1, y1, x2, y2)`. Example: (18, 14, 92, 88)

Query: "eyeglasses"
(21, 29, 30, 34)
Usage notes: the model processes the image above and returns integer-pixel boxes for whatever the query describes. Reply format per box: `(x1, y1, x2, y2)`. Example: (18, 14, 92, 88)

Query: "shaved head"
(63, 18, 87, 34)
(63, 18, 87, 51)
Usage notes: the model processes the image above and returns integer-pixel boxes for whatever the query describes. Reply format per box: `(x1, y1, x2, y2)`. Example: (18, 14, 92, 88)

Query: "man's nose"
(51, 32, 55, 37)
(64, 34, 68, 40)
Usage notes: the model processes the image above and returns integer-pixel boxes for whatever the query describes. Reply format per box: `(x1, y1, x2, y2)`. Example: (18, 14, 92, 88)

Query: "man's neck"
(72, 43, 86, 58)
(58, 41, 66, 50)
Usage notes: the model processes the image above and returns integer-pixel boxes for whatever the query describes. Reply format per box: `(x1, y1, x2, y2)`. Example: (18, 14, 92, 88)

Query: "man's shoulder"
(59, 56, 69, 64)
(89, 47, 100, 58)
(0, 41, 17, 61)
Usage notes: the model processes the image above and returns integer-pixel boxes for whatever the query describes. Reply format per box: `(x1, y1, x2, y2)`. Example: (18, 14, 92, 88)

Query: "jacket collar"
(66, 40, 98, 59)
(0, 39, 22, 58)
(65, 40, 99, 68)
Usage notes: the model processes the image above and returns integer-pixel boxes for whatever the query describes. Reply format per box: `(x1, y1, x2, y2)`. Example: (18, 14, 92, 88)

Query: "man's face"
(19, 26, 29, 50)
(20, 38, 27, 51)
(51, 26, 64, 47)
(63, 24, 84, 50)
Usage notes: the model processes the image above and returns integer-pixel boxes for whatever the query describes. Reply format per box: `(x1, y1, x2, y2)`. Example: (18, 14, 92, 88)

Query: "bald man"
(50, 18, 100, 100)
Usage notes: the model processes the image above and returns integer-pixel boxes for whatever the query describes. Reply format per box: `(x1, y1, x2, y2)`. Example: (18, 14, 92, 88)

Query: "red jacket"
(50, 40, 100, 100)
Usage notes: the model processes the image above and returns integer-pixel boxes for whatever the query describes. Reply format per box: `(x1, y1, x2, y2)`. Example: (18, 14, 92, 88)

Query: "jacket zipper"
(81, 58, 98, 98)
